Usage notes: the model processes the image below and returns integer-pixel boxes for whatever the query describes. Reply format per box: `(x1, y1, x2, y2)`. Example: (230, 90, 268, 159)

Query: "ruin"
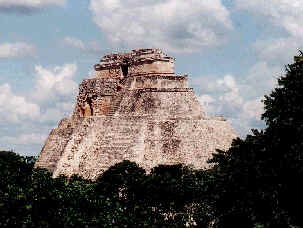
(35, 49, 238, 180)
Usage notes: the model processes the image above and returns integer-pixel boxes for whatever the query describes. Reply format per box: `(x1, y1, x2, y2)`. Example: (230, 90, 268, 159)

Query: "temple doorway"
(87, 97, 93, 116)
(121, 59, 129, 77)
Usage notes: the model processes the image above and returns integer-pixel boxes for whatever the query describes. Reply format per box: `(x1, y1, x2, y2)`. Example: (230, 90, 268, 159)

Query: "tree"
(0, 151, 36, 227)
(93, 160, 152, 227)
(209, 53, 303, 227)
(0, 152, 214, 227)
(261, 54, 303, 226)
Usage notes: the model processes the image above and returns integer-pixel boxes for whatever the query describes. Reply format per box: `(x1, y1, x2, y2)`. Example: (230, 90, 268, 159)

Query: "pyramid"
(35, 49, 238, 180)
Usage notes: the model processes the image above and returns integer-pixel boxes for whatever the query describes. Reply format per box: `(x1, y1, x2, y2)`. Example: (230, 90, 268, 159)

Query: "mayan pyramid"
(35, 49, 238, 180)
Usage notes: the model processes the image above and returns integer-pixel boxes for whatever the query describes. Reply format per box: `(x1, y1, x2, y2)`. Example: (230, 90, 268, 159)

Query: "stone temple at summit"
(35, 48, 238, 180)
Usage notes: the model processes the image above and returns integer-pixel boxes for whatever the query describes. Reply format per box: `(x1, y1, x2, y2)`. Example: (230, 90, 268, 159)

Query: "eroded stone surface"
(35, 48, 238, 179)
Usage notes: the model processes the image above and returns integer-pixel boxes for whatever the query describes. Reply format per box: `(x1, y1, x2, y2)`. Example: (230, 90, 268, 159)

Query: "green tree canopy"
(210, 52, 303, 227)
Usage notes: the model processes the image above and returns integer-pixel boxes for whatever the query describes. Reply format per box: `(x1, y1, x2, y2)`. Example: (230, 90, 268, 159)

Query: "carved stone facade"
(95, 48, 175, 79)
(35, 49, 238, 180)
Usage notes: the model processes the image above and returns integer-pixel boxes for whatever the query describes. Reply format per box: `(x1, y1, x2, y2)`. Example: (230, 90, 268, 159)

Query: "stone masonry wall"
(116, 89, 206, 119)
(73, 78, 118, 118)
(96, 61, 174, 79)
(127, 75, 188, 89)
(36, 48, 238, 180)
(52, 116, 237, 180)
(35, 118, 75, 172)
(95, 49, 175, 78)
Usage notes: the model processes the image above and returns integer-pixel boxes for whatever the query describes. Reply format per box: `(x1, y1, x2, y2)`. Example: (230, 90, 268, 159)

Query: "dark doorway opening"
(87, 97, 93, 116)
(121, 59, 129, 77)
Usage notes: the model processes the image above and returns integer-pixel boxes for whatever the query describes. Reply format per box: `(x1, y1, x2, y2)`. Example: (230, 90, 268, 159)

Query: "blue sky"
(0, 0, 302, 156)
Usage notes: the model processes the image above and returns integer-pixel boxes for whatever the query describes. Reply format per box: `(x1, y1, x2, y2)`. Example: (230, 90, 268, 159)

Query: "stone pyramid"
(35, 49, 238, 180)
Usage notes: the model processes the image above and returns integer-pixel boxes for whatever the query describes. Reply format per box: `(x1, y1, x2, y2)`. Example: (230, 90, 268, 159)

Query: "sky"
(0, 0, 302, 156)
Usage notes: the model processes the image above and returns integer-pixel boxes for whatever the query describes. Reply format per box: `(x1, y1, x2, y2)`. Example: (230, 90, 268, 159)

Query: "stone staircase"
(35, 119, 74, 172)
(77, 117, 144, 178)
(91, 118, 144, 173)
(52, 117, 96, 177)
(107, 92, 124, 116)
(53, 116, 145, 179)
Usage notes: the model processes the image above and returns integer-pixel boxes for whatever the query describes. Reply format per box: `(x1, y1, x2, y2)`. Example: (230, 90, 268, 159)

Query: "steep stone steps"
(78, 117, 145, 176)
(93, 118, 142, 148)
(52, 117, 96, 177)
(53, 116, 145, 178)
(107, 92, 124, 116)
(35, 118, 74, 172)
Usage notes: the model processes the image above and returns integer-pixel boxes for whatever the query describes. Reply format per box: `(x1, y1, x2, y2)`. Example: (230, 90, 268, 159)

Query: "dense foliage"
(2, 54, 303, 227)
(0, 152, 213, 227)
(209, 54, 303, 227)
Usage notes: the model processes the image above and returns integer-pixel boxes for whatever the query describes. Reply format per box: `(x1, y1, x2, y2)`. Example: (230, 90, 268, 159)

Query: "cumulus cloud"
(32, 63, 78, 104)
(217, 75, 243, 106)
(0, 84, 40, 123)
(236, 0, 303, 38)
(198, 95, 214, 105)
(40, 102, 75, 122)
(0, 42, 36, 58)
(0, 133, 47, 145)
(0, 63, 79, 155)
(253, 38, 303, 65)
(31, 63, 79, 125)
(0, 0, 66, 14)
(64, 37, 85, 50)
(63, 36, 104, 54)
(242, 97, 264, 120)
(0, 63, 80, 155)
(243, 62, 279, 97)
(235, 0, 303, 64)
(195, 75, 265, 136)
(196, 75, 245, 116)
(229, 1, 303, 134)
(191, 61, 283, 136)
(89, 0, 233, 53)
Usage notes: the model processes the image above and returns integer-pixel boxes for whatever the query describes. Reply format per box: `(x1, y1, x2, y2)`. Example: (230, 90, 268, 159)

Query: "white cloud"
(198, 94, 215, 106)
(56, 101, 74, 112)
(217, 75, 243, 106)
(0, 63, 78, 155)
(64, 37, 85, 50)
(197, 94, 216, 115)
(31, 63, 78, 125)
(39, 108, 64, 122)
(89, 0, 233, 53)
(32, 64, 78, 103)
(40, 102, 75, 122)
(237, 62, 279, 103)
(0, 42, 35, 58)
(253, 38, 303, 65)
(193, 74, 243, 106)
(0, 133, 47, 145)
(191, 62, 281, 137)
(236, 0, 303, 64)
(242, 97, 264, 120)
(0, 83, 40, 123)
(236, 0, 303, 38)
(197, 81, 264, 136)
(63, 36, 104, 55)
(0, 0, 66, 13)
(231, 1, 303, 134)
